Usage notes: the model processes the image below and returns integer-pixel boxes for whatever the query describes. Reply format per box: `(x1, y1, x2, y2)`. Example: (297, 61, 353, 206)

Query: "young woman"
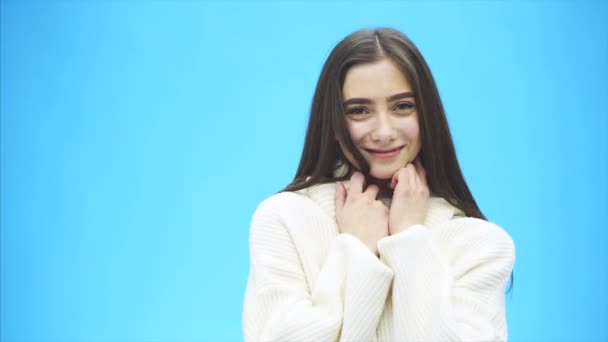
(242, 27, 515, 342)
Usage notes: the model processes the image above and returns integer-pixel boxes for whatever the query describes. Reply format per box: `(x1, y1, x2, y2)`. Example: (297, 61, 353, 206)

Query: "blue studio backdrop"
(1, 1, 607, 341)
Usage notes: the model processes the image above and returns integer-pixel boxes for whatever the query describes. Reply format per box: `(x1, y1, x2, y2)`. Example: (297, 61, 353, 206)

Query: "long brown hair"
(283, 27, 485, 219)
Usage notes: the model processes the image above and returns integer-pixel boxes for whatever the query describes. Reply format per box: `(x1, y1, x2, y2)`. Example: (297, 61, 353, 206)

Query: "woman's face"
(340, 58, 421, 180)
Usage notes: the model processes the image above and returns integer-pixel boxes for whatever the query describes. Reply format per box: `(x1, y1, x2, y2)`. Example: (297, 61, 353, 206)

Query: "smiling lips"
(364, 146, 404, 159)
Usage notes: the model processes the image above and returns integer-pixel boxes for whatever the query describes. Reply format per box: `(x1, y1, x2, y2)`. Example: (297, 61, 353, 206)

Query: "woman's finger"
(399, 164, 416, 189)
(414, 158, 428, 186)
(364, 184, 380, 199)
(349, 172, 365, 195)
(335, 181, 346, 213)
(390, 168, 402, 189)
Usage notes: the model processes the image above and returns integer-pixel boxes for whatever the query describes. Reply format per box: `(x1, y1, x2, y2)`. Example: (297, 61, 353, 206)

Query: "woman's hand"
(388, 159, 430, 235)
(335, 172, 389, 255)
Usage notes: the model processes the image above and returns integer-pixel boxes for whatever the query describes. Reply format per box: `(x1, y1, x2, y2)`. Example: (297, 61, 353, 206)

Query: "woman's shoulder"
(249, 185, 339, 246)
(435, 215, 515, 276)
(252, 182, 334, 219)
(253, 191, 311, 215)
(447, 216, 513, 248)
(426, 197, 514, 261)
(427, 197, 512, 244)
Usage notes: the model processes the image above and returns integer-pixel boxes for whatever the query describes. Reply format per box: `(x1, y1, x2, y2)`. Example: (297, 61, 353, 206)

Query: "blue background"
(2, 0, 607, 341)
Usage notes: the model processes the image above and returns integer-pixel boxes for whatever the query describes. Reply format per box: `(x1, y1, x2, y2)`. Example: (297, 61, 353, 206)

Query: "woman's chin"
(368, 169, 396, 181)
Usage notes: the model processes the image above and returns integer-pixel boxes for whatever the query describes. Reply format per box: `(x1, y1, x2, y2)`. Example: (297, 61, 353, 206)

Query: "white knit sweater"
(242, 181, 515, 342)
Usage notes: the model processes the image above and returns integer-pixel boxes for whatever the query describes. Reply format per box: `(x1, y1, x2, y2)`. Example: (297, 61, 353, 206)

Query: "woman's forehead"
(342, 59, 413, 101)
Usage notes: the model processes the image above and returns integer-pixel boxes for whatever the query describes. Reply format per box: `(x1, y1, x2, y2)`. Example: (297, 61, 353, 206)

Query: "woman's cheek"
(399, 116, 420, 142)
(346, 121, 368, 145)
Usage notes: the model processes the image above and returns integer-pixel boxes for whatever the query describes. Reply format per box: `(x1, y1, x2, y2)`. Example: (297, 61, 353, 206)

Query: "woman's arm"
(243, 193, 394, 342)
(377, 217, 515, 341)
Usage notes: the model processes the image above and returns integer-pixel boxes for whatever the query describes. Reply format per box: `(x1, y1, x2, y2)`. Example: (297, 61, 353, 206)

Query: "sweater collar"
(297, 180, 465, 228)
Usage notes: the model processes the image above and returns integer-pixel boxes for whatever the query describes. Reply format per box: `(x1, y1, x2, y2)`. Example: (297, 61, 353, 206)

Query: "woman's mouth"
(364, 146, 404, 159)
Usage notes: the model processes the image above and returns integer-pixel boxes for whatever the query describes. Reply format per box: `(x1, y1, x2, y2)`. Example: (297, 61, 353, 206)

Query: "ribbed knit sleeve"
(377, 218, 515, 342)
(243, 193, 394, 342)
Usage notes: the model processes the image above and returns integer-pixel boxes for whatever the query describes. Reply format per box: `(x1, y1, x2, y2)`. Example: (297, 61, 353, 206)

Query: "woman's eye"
(394, 102, 415, 112)
(346, 107, 369, 115)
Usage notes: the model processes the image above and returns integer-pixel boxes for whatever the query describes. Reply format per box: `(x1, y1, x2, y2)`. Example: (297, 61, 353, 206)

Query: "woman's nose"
(370, 113, 396, 142)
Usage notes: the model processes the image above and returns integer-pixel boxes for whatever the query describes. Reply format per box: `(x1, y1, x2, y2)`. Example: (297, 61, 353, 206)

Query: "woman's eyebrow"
(343, 91, 415, 106)
(343, 97, 372, 106)
(387, 91, 415, 102)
